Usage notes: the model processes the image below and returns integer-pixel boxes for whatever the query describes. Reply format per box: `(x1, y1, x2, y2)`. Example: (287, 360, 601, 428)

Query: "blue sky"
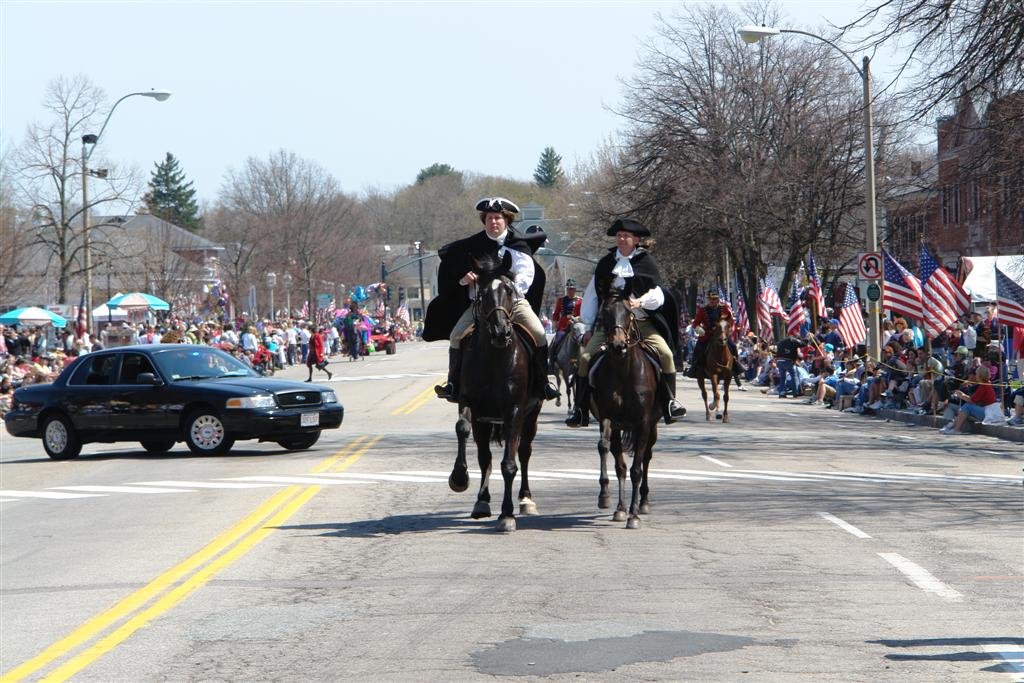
(1, 1, 891, 204)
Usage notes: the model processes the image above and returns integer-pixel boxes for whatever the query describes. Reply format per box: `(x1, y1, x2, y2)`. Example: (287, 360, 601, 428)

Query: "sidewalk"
(875, 407, 1024, 443)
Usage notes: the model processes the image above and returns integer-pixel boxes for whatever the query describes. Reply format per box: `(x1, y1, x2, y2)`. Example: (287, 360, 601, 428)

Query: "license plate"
(300, 412, 320, 427)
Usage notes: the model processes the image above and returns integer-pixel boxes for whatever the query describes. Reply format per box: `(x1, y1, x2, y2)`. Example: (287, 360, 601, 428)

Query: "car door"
(108, 352, 172, 432)
(63, 353, 120, 435)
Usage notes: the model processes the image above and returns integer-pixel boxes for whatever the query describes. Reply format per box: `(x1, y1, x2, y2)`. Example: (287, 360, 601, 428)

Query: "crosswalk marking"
(50, 485, 195, 494)
(0, 490, 107, 499)
(222, 475, 374, 486)
(3, 463, 1016, 506)
(329, 372, 434, 382)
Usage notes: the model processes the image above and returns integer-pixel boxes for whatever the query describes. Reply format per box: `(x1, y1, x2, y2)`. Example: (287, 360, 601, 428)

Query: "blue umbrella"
(105, 292, 170, 311)
(0, 306, 68, 328)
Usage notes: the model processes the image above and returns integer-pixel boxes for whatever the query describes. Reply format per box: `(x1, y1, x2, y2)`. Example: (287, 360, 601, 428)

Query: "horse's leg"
(639, 422, 657, 515)
(597, 417, 612, 509)
(448, 407, 471, 492)
(611, 425, 629, 523)
(496, 405, 523, 533)
(471, 421, 493, 519)
(699, 378, 711, 421)
(708, 371, 719, 412)
(722, 374, 731, 423)
(553, 365, 562, 407)
(518, 405, 540, 516)
(566, 372, 575, 415)
(626, 419, 650, 529)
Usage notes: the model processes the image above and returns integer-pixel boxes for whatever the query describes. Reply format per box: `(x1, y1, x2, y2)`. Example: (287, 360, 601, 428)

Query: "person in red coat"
(305, 324, 333, 382)
(548, 278, 582, 370)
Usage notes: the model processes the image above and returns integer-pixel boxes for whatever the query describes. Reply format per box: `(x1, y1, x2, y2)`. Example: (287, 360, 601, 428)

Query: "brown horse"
(446, 252, 542, 532)
(589, 293, 660, 529)
(696, 316, 733, 423)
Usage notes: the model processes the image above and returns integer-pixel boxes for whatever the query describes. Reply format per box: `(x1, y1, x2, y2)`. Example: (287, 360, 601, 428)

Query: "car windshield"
(151, 347, 258, 381)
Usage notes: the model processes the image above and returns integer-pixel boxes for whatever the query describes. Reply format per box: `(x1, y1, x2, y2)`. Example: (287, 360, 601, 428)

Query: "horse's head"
(598, 291, 637, 355)
(712, 316, 732, 344)
(473, 252, 516, 348)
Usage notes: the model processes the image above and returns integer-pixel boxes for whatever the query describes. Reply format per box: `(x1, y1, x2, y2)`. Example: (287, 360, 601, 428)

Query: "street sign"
(316, 293, 333, 309)
(866, 283, 881, 302)
(858, 252, 883, 280)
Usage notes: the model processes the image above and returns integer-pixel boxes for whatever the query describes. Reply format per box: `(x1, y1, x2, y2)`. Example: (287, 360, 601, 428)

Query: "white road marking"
(814, 470, 1018, 486)
(650, 468, 807, 482)
(50, 485, 193, 494)
(131, 480, 283, 489)
(223, 476, 375, 486)
(700, 455, 733, 468)
(817, 512, 872, 538)
(878, 552, 963, 602)
(785, 413, 800, 417)
(980, 643, 1024, 677)
(323, 472, 449, 483)
(397, 469, 565, 481)
(328, 373, 434, 382)
(0, 490, 107, 499)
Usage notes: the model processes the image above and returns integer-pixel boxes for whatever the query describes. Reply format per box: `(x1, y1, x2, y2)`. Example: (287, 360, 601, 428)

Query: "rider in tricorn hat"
(565, 218, 687, 428)
(422, 197, 559, 402)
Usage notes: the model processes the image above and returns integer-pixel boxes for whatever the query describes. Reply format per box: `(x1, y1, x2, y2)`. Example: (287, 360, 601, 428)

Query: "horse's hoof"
(716, 412, 722, 420)
(722, 415, 730, 423)
(519, 498, 538, 516)
(639, 502, 651, 515)
(471, 501, 492, 519)
(448, 468, 469, 493)
(555, 398, 561, 407)
(496, 516, 516, 532)
(598, 494, 612, 509)
(626, 516, 641, 529)
(612, 510, 627, 522)
(705, 413, 712, 422)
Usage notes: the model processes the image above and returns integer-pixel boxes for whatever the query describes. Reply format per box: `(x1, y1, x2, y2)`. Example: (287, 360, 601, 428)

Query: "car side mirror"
(137, 372, 163, 386)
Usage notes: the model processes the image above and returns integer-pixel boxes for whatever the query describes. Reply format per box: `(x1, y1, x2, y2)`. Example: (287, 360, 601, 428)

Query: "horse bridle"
(608, 302, 643, 348)
(474, 278, 515, 342)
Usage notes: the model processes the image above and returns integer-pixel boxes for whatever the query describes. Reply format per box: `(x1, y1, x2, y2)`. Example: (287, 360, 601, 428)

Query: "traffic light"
(398, 286, 405, 301)
(380, 261, 388, 282)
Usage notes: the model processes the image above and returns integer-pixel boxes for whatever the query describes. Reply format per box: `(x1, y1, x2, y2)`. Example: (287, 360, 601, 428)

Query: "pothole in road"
(472, 626, 760, 676)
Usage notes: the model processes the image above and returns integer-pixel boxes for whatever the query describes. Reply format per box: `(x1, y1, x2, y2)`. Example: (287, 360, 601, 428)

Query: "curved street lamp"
(737, 25, 880, 362)
(82, 89, 172, 335)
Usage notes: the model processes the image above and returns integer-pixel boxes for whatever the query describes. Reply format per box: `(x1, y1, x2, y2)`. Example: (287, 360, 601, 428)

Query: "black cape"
(593, 247, 680, 352)
(422, 228, 547, 342)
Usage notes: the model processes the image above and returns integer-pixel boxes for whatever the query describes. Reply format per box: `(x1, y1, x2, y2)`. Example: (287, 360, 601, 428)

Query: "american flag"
(756, 277, 786, 341)
(919, 243, 970, 338)
(787, 281, 806, 337)
(837, 283, 867, 347)
(75, 288, 88, 339)
(395, 301, 411, 325)
(882, 250, 924, 320)
(732, 274, 750, 339)
(995, 267, 1024, 327)
(806, 250, 827, 319)
(300, 300, 309, 320)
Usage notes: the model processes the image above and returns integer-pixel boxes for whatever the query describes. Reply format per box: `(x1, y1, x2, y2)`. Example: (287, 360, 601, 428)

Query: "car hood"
(203, 377, 330, 394)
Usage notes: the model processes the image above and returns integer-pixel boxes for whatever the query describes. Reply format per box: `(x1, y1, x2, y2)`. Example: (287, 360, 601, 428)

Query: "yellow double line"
(391, 377, 445, 416)
(2, 435, 380, 683)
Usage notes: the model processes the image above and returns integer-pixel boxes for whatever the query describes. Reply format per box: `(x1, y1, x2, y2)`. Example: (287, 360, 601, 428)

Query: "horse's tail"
(489, 424, 504, 446)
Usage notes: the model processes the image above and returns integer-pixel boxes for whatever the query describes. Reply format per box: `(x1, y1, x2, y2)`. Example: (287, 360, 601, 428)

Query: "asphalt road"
(1, 340, 1021, 682)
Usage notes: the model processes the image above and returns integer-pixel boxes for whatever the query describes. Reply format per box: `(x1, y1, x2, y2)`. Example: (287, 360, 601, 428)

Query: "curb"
(877, 408, 1024, 444)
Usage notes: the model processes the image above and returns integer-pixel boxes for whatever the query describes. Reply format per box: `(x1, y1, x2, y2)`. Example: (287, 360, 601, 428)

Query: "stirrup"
(565, 407, 588, 428)
(544, 383, 561, 400)
(434, 383, 458, 403)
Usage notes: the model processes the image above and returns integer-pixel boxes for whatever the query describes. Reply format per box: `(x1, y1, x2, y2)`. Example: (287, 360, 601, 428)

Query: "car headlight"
(322, 390, 338, 404)
(225, 395, 277, 409)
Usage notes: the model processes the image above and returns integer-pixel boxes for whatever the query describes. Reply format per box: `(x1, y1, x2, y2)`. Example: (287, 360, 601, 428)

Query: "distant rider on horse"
(422, 197, 560, 402)
(565, 218, 687, 428)
(687, 289, 743, 379)
(549, 278, 582, 371)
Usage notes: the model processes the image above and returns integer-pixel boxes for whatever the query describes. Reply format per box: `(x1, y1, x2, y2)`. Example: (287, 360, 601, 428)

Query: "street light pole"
(737, 26, 880, 361)
(267, 272, 277, 321)
(80, 89, 171, 337)
(414, 241, 426, 322)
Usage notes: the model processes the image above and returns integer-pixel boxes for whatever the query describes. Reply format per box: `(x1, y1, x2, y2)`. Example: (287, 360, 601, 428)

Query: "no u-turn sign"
(858, 252, 882, 280)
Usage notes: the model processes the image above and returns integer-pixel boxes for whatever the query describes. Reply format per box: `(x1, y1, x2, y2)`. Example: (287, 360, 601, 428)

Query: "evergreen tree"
(533, 146, 564, 188)
(143, 152, 201, 232)
(415, 162, 459, 185)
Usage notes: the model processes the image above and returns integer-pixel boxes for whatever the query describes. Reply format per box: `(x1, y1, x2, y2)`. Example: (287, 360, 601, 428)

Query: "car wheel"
(184, 410, 235, 456)
(385, 341, 396, 355)
(42, 413, 82, 460)
(277, 432, 321, 450)
(140, 439, 175, 453)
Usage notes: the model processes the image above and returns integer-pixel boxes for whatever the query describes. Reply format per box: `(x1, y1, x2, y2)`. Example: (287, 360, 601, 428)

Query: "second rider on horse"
(687, 289, 744, 380)
(549, 278, 582, 372)
(565, 218, 688, 428)
(422, 197, 560, 403)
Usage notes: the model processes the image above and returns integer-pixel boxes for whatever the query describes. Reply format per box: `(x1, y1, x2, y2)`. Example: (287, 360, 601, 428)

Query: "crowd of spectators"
(687, 306, 1024, 434)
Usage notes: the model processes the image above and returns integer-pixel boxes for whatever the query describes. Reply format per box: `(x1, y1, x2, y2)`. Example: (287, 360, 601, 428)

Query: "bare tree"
(10, 75, 141, 304)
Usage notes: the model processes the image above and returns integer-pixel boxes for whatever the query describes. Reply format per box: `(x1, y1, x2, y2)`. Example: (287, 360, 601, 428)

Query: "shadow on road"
(277, 510, 612, 537)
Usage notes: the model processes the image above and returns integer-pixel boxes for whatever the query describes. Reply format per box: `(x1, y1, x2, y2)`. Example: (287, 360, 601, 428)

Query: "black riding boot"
(565, 377, 590, 427)
(535, 345, 561, 400)
(434, 348, 461, 403)
(662, 372, 687, 425)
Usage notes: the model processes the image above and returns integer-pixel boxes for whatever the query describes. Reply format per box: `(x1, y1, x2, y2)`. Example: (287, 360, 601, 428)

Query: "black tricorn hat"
(475, 197, 521, 215)
(606, 218, 651, 237)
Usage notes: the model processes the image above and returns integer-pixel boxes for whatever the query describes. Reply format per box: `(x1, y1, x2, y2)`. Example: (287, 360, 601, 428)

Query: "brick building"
(883, 92, 1024, 268)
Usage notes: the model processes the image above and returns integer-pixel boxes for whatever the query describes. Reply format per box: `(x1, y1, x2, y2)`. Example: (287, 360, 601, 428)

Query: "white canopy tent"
(92, 303, 129, 322)
(960, 255, 1024, 303)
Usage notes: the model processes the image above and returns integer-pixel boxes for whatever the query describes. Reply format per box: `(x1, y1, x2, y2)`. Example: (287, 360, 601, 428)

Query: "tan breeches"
(577, 319, 674, 375)
(450, 299, 547, 348)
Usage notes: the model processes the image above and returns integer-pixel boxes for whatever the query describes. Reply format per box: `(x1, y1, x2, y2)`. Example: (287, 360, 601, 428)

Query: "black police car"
(4, 345, 343, 459)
